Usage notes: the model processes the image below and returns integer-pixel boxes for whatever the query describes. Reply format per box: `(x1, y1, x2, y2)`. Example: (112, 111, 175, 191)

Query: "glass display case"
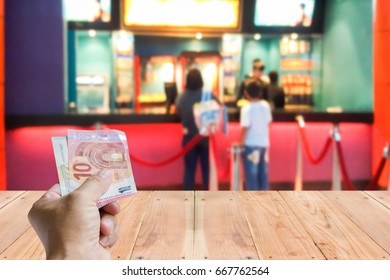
(76, 74, 110, 113)
(135, 56, 177, 114)
(113, 31, 135, 113)
(178, 51, 222, 100)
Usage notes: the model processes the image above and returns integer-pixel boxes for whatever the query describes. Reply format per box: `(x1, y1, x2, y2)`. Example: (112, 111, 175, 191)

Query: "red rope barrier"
(334, 140, 356, 190)
(299, 126, 332, 164)
(297, 117, 388, 191)
(130, 134, 202, 167)
(367, 157, 387, 190)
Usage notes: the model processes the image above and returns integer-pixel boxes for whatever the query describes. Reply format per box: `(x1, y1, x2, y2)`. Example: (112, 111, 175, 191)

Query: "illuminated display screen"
(123, 0, 240, 29)
(254, 0, 315, 27)
(64, 0, 112, 23)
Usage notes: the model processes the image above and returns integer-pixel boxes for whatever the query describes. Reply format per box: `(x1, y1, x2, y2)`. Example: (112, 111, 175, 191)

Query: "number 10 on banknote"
(52, 129, 137, 207)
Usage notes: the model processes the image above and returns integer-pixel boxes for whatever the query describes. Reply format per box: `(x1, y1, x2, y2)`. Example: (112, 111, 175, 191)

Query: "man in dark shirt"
(267, 70, 285, 109)
(236, 59, 269, 105)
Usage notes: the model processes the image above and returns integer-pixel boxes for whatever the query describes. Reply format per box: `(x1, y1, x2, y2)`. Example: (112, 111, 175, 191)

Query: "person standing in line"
(175, 68, 219, 190)
(236, 59, 269, 106)
(239, 80, 272, 190)
(267, 70, 286, 109)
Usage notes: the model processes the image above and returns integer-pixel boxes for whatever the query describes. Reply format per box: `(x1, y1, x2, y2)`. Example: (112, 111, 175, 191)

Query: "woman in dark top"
(175, 69, 216, 190)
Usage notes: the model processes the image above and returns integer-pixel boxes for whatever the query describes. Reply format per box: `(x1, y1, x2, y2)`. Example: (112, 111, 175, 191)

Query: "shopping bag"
(193, 91, 220, 136)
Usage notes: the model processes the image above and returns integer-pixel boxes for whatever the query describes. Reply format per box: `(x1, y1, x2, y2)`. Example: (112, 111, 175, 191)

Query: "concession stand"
(3, 0, 390, 267)
(2, 0, 381, 192)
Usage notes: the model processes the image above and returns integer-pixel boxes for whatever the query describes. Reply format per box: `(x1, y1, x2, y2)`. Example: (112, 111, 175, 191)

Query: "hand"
(265, 148, 269, 163)
(28, 169, 121, 260)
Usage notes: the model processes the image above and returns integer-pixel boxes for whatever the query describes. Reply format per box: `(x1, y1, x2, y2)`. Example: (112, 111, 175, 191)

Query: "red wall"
(373, 0, 390, 186)
(6, 123, 371, 190)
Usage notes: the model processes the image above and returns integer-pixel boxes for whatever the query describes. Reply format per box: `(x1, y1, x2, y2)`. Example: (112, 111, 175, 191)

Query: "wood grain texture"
(0, 191, 25, 209)
(323, 191, 390, 255)
(193, 191, 258, 260)
(238, 191, 324, 260)
(365, 191, 390, 209)
(130, 191, 195, 260)
(2, 191, 390, 260)
(111, 191, 153, 259)
(0, 227, 44, 260)
(0, 191, 43, 254)
(281, 191, 390, 260)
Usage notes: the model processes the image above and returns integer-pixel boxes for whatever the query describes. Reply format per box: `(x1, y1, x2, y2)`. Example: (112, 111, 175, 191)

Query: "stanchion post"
(209, 136, 218, 191)
(94, 122, 103, 130)
(294, 115, 305, 191)
(230, 144, 243, 191)
(332, 124, 341, 191)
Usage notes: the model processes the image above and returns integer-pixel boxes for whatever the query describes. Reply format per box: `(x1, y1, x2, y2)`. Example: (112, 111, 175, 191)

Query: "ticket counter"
(5, 111, 373, 190)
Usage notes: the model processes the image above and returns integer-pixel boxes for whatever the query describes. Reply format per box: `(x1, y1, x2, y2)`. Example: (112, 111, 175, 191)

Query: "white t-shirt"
(240, 100, 272, 147)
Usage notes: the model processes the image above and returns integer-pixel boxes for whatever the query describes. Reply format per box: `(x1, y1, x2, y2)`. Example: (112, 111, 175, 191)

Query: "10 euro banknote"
(52, 129, 137, 207)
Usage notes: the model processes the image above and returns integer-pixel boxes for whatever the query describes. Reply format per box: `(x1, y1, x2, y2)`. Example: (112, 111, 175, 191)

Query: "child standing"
(239, 80, 272, 190)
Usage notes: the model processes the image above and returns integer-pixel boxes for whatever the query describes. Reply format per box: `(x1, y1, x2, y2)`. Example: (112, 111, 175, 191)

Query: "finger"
(76, 169, 114, 201)
(101, 201, 121, 216)
(100, 224, 120, 248)
(42, 183, 62, 200)
(29, 184, 61, 226)
(100, 212, 117, 236)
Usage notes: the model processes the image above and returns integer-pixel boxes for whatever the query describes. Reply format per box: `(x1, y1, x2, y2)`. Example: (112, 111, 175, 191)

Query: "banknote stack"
(52, 129, 137, 207)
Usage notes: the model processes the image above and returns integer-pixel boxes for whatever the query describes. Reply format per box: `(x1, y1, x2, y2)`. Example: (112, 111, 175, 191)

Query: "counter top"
(5, 111, 373, 128)
(1, 190, 389, 260)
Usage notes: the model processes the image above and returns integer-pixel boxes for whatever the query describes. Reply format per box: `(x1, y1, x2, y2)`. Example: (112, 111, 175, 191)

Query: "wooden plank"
(0, 227, 44, 260)
(0, 191, 43, 254)
(193, 191, 258, 260)
(130, 191, 194, 260)
(238, 191, 325, 260)
(323, 191, 390, 255)
(111, 191, 153, 260)
(0, 191, 25, 209)
(365, 191, 390, 209)
(282, 191, 390, 260)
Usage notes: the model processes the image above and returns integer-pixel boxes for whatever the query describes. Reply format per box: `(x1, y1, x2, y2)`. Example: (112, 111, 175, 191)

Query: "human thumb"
(76, 169, 114, 201)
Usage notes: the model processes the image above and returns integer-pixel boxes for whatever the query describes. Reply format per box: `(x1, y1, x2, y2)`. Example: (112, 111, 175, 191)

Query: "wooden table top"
(1, 191, 390, 260)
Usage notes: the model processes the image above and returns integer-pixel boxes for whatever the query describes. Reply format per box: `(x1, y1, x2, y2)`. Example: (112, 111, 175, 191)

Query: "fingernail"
(97, 169, 114, 183)
(100, 236, 109, 246)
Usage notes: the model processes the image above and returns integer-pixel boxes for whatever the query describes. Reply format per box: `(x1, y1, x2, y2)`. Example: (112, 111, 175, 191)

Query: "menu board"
(123, 0, 241, 31)
(279, 38, 316, 106)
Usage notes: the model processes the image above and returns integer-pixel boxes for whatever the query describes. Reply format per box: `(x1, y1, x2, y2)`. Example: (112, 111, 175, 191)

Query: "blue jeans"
(242, 146, 269, 191)
(183, 135, 209, 190)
